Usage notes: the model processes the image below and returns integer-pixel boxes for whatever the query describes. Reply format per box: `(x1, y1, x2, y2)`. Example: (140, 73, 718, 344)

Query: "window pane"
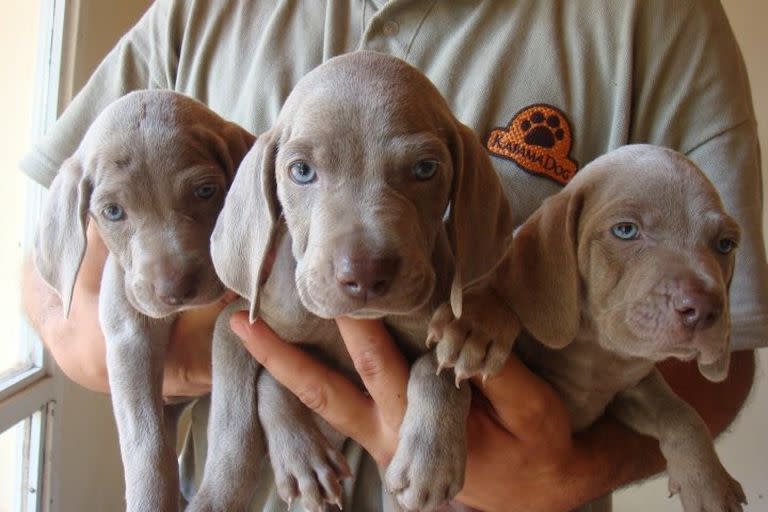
(0, 414, 37, 512)
(0, 1, 41, 382)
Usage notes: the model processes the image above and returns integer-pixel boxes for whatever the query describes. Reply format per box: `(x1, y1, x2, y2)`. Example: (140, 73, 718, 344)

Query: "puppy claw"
(436, 363, 446, 376)
(425, 331, 438, 348)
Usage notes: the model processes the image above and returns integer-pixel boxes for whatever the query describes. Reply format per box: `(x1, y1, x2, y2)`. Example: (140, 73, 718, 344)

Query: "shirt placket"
(358, 0, 435, 60)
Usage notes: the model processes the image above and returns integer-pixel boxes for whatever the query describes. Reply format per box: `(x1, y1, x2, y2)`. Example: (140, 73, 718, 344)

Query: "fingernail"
(230, 315, 248, 335)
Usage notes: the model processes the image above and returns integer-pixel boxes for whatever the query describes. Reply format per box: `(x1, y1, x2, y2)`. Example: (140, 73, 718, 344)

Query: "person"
(20, 1, 766, 510)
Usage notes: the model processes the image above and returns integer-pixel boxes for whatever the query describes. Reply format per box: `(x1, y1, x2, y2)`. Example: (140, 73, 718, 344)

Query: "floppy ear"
(503, 189, 583, 348)
(215, 123, 257, 182)
(34, 157, 92, 317)
(446, 122, 514, 318)
(698, 349, 731, 383)
(210, 131, 280, 323)
(191, 120, 256, 183)
(698, 244, 738, 382)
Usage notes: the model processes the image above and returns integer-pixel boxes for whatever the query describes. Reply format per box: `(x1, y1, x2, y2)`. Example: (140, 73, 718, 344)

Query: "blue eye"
(716, 238, 737, 254)
(194, 184, 218, 199)
(611, 222, 639, 240)
(412, 160, 439, 180)
(289, 161, 316, 185)
(102, 204, 125, 222)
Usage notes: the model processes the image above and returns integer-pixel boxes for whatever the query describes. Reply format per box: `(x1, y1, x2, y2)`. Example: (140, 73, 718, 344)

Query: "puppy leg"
(429, 283, 520, 385)
(259, 370, 350, 512)
(100, 255, 178, 512)
(188, 300, 264, 512)
(609, 370, 746, 512)
(385, 352, 471, 512)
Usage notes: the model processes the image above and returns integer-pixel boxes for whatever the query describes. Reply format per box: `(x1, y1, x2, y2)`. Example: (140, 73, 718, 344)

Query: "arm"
(231, 313, 756, 512)
(22, 223, 218, 397)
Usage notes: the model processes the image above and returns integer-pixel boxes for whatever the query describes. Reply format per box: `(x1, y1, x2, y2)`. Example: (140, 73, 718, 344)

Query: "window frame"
(0, 1, 69, 510)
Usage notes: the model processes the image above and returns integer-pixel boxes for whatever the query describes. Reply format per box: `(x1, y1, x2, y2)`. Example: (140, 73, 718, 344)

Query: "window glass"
(0, 2, 41, 383)
(0, 416, 32, 512)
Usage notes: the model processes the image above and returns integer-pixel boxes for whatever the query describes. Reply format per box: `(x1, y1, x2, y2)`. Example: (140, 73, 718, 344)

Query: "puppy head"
(509, 144, 739, 382)
(35, 90, 254, 318)
(212, 52, 511, 321)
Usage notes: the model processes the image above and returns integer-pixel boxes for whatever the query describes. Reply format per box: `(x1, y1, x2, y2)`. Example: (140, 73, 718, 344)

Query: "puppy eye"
(611, 222, 639, 240)
(716, 238, 737, 254)
(412, 159, 439, 180)
(102, 204, 125, 222)
(194, 184, 218, 199)
(289, 161, 316, 185)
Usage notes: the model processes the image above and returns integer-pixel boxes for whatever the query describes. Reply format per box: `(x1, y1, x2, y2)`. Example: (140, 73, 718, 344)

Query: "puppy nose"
(156, 273, 198, 306)
(675, 290, 722, 331)
(335, 252, 400, 300)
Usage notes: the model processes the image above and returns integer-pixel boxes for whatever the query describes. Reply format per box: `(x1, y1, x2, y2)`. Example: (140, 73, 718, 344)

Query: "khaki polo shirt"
(21, 1, 768, 510)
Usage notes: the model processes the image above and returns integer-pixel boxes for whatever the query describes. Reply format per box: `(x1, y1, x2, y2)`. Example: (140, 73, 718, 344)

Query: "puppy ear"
(699, 242, 738, 382)
(504, 190, 583, 348)
(216, 123, 257, 182)
(698, 349, 731, 383)
(211, 131, 279, 323)
(446, 122, 514, 317)
(34, 157, 92, 317)
(192, 119, 256, 183)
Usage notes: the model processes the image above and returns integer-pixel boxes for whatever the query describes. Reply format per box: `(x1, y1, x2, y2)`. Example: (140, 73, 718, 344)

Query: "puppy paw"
(269, 429, 350, 512)
(668, 461, 746, 512)
(384, 425, 465, 512)
(428, 286, 520, 385)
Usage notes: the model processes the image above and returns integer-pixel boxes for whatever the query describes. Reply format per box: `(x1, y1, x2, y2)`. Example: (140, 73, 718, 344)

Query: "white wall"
(614, 1, 768, 510)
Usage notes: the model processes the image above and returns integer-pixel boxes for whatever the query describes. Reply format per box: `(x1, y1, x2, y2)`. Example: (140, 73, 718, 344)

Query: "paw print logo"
(520, 111, 565, 149)
(486, 104, 578, 185)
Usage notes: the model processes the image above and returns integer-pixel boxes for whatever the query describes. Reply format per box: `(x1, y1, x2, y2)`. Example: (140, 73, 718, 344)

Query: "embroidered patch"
(486, 104, 578, 185)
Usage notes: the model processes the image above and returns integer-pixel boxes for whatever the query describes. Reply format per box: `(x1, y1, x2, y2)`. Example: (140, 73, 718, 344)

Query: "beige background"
(2, 0, 765, 510)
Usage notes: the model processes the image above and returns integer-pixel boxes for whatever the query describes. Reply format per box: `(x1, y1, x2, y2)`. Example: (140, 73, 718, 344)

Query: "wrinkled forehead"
(279, 54, 454, 141)
(83, 128, 222, 187)
(580, 150, 736, 236)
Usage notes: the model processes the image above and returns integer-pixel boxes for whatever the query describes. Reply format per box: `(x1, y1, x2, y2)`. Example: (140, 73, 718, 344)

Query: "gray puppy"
(34, 90, 254, 512)
(430, 145, 746, 512)
(191, 51, 513, 512)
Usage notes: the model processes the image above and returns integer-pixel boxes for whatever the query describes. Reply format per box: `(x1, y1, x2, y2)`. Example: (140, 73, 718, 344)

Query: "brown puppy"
(431, 144, 746, 512)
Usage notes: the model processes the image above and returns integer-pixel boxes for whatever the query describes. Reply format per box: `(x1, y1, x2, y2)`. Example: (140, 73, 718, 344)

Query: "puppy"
(430, 144, 746, 512)
(34, 90, 254, 512)
(193, 51, 513, 512)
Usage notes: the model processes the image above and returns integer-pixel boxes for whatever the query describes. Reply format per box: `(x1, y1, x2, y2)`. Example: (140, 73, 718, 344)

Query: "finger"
(230, 312, 379, 447)
(473, 354, 569, 443)
(335, 316, 409, 428)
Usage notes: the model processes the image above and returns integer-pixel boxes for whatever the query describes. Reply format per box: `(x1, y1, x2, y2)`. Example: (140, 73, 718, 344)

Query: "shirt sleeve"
(630, 0, 768, 350)
(19, 0, 184, 187)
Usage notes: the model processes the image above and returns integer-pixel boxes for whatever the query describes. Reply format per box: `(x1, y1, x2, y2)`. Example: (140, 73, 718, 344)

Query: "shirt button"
(382, 20, 400, 36)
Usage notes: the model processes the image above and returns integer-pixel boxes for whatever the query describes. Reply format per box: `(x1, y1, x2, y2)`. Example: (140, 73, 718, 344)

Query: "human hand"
(231, 313, 609, 512)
